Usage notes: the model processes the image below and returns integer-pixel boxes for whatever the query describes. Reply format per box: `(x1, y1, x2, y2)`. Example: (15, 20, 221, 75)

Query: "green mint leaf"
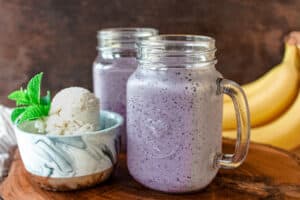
(8, 90, 30, 106)
(11, 107, 26, 123)
(41, 91, 51, 115)
(40, 104, 51, 116)
(8, 72, 51, 125)
(17, 105, 45, 124)
(41, 90, 51, 106)
(27, 72, 43, 104)
(16, 99, 30, 106)
(8, 90, 25, 101)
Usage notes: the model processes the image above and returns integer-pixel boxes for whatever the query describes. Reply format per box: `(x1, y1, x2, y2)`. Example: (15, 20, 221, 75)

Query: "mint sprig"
(8, 72, 51, 124)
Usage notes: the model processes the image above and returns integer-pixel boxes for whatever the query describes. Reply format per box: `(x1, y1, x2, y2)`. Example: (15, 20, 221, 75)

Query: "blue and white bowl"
(14, 110, 123, 191)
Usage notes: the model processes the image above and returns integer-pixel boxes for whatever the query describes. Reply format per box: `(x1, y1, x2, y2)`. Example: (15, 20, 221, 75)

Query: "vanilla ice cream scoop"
(46, 87, 100, 135)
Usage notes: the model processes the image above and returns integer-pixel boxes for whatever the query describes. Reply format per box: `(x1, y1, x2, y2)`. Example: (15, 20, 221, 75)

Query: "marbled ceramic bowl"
(14, 110, 123, 191)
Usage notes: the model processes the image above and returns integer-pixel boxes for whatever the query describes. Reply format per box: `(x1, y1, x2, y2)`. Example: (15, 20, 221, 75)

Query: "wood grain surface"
(1, 139, 300, 200)
(0, 0, 300, 106)
(292, 146, 300, 157)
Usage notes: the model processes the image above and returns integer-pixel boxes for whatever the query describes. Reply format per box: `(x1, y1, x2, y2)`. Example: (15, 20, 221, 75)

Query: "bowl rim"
(14, 110, 124, 138)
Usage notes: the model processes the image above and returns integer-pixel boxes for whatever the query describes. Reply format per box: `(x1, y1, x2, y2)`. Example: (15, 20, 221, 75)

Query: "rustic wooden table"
(1, 139, 300, 200)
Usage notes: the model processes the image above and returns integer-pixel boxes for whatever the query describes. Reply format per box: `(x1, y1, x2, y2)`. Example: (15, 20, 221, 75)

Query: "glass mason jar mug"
(93, 28, 158, 152)
(127, 35, 250, 193)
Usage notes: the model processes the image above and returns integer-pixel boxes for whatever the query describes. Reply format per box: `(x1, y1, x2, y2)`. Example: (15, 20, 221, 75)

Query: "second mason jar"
(127, 35, 250, 193)
(93, 28, 158, 151)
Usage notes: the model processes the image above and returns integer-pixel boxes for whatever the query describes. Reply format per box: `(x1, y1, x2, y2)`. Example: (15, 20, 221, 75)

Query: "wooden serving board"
(1, 139, 300, 200)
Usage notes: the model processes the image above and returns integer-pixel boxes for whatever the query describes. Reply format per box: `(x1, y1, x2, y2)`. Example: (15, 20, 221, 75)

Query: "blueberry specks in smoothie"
(127, 67, 222, 192)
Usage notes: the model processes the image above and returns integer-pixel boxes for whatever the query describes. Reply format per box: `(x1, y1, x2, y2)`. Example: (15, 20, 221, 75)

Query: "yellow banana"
(223, 63, 284, 102)
(223, 86, 300, 150)
(224, 41, 300, 103)
(223, 44, 300, 129)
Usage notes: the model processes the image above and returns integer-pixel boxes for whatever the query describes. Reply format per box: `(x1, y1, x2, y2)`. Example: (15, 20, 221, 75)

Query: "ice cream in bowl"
(8, 73, 123, 191)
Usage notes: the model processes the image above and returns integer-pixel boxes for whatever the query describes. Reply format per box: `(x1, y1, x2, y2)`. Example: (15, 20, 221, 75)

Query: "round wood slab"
(1, 139, 300, 200)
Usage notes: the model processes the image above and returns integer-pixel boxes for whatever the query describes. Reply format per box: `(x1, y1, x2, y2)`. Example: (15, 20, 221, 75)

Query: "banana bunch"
(222, 42, 300, 150)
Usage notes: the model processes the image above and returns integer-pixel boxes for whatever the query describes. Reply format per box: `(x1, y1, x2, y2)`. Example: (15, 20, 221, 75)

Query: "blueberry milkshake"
(93, 57, 137, 148)
(127, 35, 251, 193)
(127, 67, 223, 193)
(93, 28, 158, 151)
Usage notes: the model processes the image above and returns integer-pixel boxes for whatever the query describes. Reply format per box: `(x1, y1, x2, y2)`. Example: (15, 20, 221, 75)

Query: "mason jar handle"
(215, 78, 251, 169)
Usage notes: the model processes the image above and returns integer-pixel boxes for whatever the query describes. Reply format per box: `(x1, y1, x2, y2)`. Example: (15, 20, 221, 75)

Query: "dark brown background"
(0, 0, 299, 106)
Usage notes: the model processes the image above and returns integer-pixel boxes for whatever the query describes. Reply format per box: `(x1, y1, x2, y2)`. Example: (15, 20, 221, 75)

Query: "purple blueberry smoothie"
(93, 28, 158, 151)
(93, 57, 137, 149)
(127, 67, 223, 193)
(126, 35, 251, 193)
